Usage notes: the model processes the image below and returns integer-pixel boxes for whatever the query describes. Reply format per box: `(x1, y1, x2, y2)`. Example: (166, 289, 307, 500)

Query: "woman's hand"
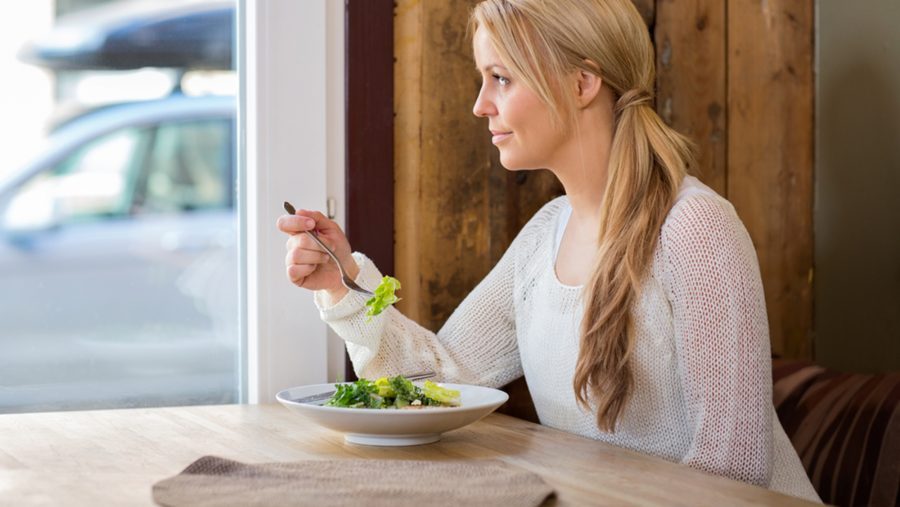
(277, 208, 357, 300)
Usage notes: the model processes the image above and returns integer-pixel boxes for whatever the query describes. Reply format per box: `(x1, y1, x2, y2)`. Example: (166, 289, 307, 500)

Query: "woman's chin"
(498, 156, 542, 172)
(498, 153, 524, 171)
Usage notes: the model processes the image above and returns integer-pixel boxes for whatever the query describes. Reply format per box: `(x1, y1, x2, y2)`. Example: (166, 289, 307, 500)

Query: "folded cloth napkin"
(153, 456, 555, 507)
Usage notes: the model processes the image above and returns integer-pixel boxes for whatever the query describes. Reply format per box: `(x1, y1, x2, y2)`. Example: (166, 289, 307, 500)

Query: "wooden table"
(0, 404, 817, 506)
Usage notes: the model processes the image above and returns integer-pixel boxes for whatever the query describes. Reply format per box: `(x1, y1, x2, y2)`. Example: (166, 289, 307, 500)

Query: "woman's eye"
(493, 74, 510, 86)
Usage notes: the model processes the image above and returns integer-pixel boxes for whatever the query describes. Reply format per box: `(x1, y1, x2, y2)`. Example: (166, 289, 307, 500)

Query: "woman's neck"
(550, 125, 612, 234)
(552, 88, 615, 224)
(548, 133, 610, 286)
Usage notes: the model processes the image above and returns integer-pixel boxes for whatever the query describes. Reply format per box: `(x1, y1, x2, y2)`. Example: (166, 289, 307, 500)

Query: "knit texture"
(315, 176, 821, 503)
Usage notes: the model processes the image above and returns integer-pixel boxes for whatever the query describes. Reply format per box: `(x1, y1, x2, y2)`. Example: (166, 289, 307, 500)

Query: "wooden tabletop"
(0, 404, 817, 506)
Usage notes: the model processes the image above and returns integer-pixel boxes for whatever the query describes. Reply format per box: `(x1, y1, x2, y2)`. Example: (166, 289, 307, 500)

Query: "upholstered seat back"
(773, 360, 900, 507)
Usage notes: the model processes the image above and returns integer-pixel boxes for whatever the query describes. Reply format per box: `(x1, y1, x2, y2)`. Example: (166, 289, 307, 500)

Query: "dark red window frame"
(344, 0, 393, 380)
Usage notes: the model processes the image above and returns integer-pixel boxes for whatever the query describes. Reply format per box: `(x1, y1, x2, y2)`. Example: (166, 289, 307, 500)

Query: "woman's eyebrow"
(475, 64, 509, 73)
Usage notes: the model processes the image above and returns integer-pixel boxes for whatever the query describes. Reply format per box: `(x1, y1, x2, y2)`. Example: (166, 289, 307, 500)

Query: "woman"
(277, 0, 820, 501)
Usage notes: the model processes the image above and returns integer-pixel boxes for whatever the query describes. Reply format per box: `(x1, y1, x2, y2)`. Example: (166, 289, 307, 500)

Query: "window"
(0, 0, 239, 414)
(4, 128, 140, 230)
(0, 0, 342, 413)
(140, 119, 233, 214)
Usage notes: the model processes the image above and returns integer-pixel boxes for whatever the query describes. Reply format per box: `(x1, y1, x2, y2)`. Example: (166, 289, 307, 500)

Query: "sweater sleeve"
(311, 210, 546, 388)
(660, 194, 774, 486)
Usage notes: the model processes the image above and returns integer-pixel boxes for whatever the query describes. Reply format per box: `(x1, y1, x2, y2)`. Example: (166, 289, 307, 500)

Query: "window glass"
(139, 119, 232, 214)
(4, 128, 142, 230)
(0, 0, 238, 414)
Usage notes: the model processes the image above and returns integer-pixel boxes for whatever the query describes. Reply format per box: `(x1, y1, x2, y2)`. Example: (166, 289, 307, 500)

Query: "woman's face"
(472, 27, 566, 171)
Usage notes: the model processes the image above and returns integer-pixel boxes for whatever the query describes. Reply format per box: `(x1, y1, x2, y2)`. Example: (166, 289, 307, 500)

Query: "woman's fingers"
(277, 214, 317, 234)
(287, 263, 316, 286)
(294, 210, 349, 247)
(295, 209, 331, 231)
(278, 207, 348, 291)
(277, 208, 330, 233)
(285, 247, 330, 267)
(285, 232, 336, 254)
(277, 207, 348, 251)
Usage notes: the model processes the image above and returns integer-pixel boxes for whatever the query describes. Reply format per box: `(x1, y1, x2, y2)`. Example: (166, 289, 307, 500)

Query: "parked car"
(0, 94, 238, 413)
(18, 0, 233, 71)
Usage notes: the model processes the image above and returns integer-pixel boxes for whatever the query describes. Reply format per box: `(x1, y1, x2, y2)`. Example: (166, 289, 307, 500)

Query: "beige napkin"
(152, 456, 555, 507)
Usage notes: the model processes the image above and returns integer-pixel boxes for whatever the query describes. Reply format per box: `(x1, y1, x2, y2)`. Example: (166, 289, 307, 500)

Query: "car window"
(136, 118, 232, 214)
(3, 127, 144, 230)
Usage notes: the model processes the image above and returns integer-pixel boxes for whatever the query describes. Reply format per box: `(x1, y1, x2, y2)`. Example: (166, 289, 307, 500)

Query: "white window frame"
(239, 0, 346, 404)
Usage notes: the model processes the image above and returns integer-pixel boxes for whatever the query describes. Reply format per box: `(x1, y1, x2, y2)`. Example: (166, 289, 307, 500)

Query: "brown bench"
(773, 359, 900, 507)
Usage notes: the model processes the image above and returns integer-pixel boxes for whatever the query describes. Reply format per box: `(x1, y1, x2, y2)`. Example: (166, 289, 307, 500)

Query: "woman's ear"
(575, 69, 603, 108)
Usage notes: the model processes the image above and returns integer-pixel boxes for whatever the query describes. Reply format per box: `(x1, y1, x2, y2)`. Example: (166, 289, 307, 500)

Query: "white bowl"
(276, 382, 509, 446)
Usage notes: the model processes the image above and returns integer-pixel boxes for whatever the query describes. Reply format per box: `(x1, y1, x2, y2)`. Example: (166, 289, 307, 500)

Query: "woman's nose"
(472, 88, 496, 117)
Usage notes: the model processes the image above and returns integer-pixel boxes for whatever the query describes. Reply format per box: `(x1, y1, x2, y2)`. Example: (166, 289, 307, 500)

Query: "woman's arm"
(315, 242, 522, 388)
(661, 194, 774, 486)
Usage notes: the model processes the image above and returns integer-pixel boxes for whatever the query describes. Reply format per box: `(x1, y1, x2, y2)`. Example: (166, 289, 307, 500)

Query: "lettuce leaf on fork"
(364, 276, 402, 321)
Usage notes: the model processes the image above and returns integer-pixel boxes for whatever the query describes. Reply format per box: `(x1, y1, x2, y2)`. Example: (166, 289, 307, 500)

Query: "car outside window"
(4, 127, 143, 230)
(138, 119, 233, 214)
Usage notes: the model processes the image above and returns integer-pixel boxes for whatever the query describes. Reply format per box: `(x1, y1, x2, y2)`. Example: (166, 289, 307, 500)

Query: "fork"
(283, 201, 374, 297)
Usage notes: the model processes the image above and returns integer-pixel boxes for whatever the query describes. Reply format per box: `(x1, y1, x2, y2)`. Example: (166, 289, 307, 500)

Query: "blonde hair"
(472, 0, 695, 432)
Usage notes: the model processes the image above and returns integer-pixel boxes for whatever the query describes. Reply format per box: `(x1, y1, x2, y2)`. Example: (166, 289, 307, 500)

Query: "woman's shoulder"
(660, 176, 755, 261)
(520, 194, 570, 234)
(673, 175, 731, 210)
(656, 176, 765, 309)
(506, 194, 568, 254)
(663, 176, 741, 237)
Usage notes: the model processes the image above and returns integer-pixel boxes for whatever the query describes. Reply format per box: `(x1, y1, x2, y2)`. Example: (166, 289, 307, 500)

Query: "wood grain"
(394, 0, 496, 331)
(0, 404, 819, 506)
(726, 0, 814, 359)
(394, 0, 425, 323)
(655, 0, 727, 195)
(630, 0, 656, 27)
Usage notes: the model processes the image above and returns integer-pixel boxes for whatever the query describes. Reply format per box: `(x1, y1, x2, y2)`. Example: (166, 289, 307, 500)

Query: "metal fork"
(283, 201, 374, 297)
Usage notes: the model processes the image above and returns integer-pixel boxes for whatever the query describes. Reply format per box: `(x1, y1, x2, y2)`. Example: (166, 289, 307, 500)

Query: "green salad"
(364, 276, 402, 321)
(325, 375, 461, 409)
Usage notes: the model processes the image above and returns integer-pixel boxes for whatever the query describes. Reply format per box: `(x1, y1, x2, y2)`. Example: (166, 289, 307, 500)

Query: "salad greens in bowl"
(276, 376, 508, 446)
(326, 375, 460, 409)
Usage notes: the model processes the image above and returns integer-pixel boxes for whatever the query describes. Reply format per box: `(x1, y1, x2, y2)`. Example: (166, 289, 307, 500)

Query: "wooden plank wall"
(392, 0, 814, 416)
(655, 0, 727, 194)
(657, 0, 814, 359)
(725, 1, 814, 359)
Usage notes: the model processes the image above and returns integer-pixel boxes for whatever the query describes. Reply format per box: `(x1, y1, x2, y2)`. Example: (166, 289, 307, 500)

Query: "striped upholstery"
(772, 359, 900, 507)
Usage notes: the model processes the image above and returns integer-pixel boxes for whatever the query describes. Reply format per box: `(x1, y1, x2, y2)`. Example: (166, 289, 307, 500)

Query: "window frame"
(238, 0, 346, 403)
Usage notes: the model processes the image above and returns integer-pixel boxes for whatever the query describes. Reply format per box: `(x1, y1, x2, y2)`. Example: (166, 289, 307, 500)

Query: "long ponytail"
(574, 89, 693, 431)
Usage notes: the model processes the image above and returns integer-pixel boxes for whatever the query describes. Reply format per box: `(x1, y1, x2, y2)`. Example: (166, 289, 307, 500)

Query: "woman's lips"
(491, 131, 513, 144)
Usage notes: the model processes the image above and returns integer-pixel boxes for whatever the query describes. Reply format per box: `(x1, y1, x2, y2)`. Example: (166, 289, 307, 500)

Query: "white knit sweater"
(314, 176, 821, 502)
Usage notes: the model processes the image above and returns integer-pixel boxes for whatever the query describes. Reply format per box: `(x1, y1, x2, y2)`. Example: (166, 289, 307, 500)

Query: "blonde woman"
(278, 0, 820, 501)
